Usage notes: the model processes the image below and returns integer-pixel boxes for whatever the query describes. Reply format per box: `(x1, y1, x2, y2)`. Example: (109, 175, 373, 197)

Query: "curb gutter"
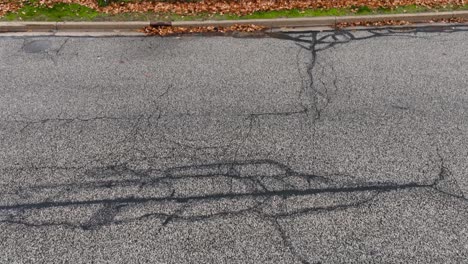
(1, 11, 468, 32)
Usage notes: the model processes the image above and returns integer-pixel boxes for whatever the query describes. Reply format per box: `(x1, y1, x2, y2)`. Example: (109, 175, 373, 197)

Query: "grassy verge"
(2, 3, 100, 21)
(2, 2, 468, 22)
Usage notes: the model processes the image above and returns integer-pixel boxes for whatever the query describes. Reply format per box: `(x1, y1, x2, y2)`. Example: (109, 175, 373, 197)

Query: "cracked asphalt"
(1, 27, 468, 263)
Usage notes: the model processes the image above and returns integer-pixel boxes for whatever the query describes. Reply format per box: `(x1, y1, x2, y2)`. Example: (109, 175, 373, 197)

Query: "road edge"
(0, 11, 468, 32)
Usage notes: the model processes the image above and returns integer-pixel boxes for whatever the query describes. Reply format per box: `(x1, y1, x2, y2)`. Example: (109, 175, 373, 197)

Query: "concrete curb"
(1, 11, 468, 32)
(0, 21, 150, 32)
(335, 11, 454, 24)
(57, 21, 149, 31)
(171, 17, 336, 28)
(0, 22, 56, 32)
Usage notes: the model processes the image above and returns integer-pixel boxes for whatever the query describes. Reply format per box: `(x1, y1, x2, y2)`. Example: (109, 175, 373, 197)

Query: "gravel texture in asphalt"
(1, 27, 468, 263)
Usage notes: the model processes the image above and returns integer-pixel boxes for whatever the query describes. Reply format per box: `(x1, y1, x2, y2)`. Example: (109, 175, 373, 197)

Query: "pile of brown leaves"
(141, 24, 265, 36)
(99, 0, 467, 16)
(336, 16, 468, 28)
(35, 0, 98, 8)
(427, 16, 468, 23)
(0, 1, 22, 16)
(336, 20, 411, 28)
(2, 0, 468, 18)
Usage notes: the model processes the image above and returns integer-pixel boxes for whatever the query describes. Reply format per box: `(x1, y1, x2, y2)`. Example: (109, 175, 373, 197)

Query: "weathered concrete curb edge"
(1, 11, 468, 32)
(0, 21, 150, 32)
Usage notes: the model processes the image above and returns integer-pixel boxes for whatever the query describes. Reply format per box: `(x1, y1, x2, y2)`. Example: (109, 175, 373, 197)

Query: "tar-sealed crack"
(0, 158, 465, 262)
(0, 159, 458, 212)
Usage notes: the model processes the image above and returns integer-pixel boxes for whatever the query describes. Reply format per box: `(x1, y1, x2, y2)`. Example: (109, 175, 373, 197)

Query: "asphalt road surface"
(1, 27, 468, 263)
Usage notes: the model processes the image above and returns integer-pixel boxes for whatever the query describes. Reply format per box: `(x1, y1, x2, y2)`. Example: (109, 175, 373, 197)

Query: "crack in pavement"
(0, 158, 464, 263)
(0, 158, 464, 222)
(3, 28, 468, 263)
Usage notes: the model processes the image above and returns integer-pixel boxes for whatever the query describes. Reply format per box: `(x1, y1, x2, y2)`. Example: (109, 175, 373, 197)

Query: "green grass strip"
(2, 2, 468, 22)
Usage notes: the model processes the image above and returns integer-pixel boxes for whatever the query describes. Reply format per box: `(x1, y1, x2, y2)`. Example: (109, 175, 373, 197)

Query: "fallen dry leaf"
(0, 1, 23, 16)
(2, 0, 468, 18)
(98, 0, 467, 16)
(140, 24, 266, 36)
